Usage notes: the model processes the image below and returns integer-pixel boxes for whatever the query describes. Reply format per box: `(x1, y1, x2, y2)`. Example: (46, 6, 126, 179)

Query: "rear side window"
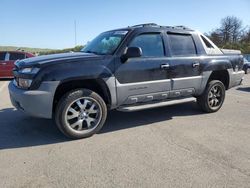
(168, 33, 196, 56)
(9, 52, 25, 60)
(0, 52, 6, 60)
(129, 33, 164, 57)
(201, 35, 214, 48)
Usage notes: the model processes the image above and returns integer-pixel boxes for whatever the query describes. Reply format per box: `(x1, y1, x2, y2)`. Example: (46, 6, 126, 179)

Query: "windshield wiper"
(83, 50, 96, 54)
(83, 50, 105, 55)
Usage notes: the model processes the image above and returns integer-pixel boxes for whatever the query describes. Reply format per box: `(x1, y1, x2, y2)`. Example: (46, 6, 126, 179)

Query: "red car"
(0, 51, 35, 78)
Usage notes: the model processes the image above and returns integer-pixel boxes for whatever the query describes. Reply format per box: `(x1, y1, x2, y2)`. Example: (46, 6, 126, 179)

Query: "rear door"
(167, 32, 202, 95)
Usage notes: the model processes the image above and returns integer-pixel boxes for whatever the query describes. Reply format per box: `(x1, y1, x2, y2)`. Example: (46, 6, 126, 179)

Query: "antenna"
(74, 20, 77, 46)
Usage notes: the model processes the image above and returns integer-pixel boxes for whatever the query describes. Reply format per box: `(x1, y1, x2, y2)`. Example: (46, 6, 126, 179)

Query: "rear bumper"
(8, 81, 59, 119)
(228, 70, 244, 89)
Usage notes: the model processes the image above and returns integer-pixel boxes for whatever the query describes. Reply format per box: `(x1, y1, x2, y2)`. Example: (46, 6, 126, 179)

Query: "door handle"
(161, 63, 170, 69)
(192, 62, 200, 68)
(0, 62, 7, 65)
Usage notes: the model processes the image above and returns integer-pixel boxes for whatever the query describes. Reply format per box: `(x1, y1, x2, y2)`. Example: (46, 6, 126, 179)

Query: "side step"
(117, 97, 196, 112)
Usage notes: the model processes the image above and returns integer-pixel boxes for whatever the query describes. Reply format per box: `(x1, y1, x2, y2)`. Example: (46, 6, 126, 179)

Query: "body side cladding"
(228, 69, 245, 89)
(198, 67, 239, 96)
(52, 77, 114, 113)
(103, 77, 117, 109)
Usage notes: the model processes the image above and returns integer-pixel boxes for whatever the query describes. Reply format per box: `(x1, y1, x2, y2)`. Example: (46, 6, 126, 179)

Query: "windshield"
(81, 30, 128, 55)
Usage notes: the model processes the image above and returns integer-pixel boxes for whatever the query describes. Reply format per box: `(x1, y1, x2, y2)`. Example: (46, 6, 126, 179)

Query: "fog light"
(18, 78, 33, 89)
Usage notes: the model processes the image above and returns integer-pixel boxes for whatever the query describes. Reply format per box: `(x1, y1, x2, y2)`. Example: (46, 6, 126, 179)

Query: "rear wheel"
(55, 89, 107, 139)
(197, 80, 225, 113)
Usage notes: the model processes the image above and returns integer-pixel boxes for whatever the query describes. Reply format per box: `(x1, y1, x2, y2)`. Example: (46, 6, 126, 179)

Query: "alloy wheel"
(65, 97, 102, 133)
(207, 84, 223, 110)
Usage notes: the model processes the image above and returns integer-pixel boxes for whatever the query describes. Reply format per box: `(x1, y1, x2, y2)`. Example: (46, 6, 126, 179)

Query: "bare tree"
(220, 16, 243, 43)
(241, 28, 250, 43)
(231, 17, 243, 42)
(208, 29, 223, 46)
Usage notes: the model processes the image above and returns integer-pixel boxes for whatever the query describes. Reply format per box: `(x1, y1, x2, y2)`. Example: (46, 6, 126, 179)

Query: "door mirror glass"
(121, 47, 142, 62)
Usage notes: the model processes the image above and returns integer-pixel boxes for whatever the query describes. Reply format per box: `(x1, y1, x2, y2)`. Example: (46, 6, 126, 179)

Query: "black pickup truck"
(9, 23, 244, 139)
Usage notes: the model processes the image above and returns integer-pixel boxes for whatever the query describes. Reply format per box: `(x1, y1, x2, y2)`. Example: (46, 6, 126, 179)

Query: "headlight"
(18, 78, 33, 89)
(19, 67, 40, 74)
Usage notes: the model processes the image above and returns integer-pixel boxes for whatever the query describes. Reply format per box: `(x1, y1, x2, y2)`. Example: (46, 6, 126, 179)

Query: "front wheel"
(55, 89, 107, 139)
(197, 80, 226, 113)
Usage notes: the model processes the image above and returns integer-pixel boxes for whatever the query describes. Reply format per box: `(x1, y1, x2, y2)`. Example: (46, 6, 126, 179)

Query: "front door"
(115, 33, 171, 105)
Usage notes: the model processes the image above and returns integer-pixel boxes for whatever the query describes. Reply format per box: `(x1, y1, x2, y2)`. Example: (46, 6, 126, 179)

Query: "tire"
(243, 67, 247, 74)
(197, 80, 225, 113)
(245, 68, 249, 74)
(55, 89, 107, 139)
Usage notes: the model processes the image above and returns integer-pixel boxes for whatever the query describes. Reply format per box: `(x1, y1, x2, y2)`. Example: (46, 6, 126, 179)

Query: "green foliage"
(0, 45, 84, 55)
(38, 45, 84, 55)
(0, 46, 55, 54)
(220, 42, 250, 54)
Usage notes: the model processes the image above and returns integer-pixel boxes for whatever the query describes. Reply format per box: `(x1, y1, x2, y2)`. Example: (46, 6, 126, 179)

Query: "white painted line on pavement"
(0, 82, 8, 93)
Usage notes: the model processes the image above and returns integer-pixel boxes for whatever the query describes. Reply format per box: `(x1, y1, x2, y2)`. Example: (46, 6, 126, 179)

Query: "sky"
(0, 0, 249, 49)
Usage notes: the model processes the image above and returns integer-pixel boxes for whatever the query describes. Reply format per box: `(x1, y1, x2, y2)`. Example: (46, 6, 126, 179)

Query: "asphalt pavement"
(0, 76, 250, 188)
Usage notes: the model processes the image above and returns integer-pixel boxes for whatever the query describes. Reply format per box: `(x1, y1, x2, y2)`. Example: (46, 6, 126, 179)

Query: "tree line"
(207, 16, 250, 54)
(38, 45, 84, 55)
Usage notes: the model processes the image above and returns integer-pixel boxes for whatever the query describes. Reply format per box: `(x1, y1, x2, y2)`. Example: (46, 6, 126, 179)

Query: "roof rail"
(171, 25, 192, 30)
(130, 23, 158, 28)
(129, 23, 193, 31)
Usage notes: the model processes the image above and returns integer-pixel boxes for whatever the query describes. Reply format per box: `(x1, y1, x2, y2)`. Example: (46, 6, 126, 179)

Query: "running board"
(117, 97, 196, 112)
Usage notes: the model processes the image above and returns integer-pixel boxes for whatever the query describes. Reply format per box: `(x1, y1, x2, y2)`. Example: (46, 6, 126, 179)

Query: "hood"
(16, 52, 103, 68)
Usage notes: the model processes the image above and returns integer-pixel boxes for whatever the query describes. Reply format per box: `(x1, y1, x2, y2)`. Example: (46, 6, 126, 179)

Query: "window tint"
(0, 52, 6, 61)
(168, 33, 196, 56)
(201, 35, 214, 48)
(129, 33, 164, 57)
(9, 53, 25, 60)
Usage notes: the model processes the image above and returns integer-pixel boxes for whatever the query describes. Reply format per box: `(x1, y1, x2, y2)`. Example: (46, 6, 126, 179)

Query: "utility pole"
(74, 20, 77, 47)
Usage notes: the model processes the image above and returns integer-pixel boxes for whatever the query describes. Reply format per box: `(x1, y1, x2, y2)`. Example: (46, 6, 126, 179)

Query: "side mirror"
(121, 47, 142, 62)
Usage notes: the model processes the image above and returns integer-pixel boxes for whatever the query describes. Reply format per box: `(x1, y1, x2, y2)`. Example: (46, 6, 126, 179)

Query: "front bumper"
(8, 81, 59, 119)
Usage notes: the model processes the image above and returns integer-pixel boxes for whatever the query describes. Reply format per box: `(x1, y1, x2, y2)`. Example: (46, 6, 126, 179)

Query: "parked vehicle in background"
(244, 54, 250, 62)
(243, 58, 250, 74)
(9, 23, 245, 139)
(0, 51, 35, 78)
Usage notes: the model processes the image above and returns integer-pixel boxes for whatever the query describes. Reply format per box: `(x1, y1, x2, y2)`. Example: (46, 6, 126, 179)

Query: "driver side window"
(129, 33, 164, 57)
